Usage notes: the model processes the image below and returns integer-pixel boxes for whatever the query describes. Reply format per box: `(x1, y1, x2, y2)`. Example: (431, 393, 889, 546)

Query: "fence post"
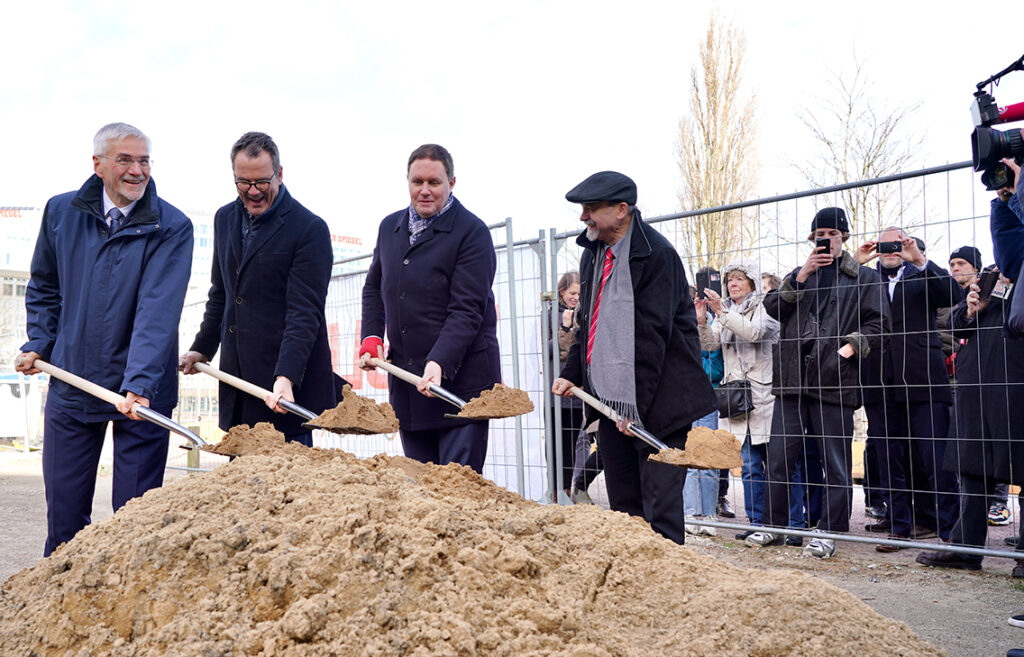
(503, 218, 526, 497)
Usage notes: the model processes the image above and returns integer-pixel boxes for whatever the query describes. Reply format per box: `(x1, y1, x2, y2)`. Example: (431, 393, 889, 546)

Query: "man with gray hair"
(16, 122, 193, 556)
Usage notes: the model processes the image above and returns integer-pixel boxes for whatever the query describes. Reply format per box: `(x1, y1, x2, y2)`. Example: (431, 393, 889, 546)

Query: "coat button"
(407, 358, 413, 366)
(403, 258, 410, 265)
(401, 327, 408, 334)
(235, 297, 243, 304)
(228, 325, 236, 334)
(399, 292, 407, 300)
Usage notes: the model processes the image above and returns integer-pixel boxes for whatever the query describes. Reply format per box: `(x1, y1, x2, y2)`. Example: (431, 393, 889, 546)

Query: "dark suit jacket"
(861, 260, 963, 406)
(191, 186, 338, 436)
(559, 214, 717, 440)
(361, 197, 501, 431)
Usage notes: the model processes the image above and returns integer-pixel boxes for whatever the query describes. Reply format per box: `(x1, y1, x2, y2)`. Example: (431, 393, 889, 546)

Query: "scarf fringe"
(601, 398, 643, 429)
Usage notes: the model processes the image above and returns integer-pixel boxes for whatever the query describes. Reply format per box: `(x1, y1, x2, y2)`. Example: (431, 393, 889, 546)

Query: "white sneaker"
(684, 515, 699, 535)
(745, 531, 782, 547)
(803, 531, 836, 559)
(570, 483, 594, 505)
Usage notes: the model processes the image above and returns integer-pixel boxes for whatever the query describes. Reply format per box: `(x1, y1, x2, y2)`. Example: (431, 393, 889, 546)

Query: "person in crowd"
(856, 227, 962, 551)
(917, 269, 1024, 573)
(180, 132, 339, 446)
(747, 207, 888, 558)
(685, 282, 725, 536)
(359, 144, 500, 474)
(553, 171, 717, 544)
(761, 272, 782, 294)
(552, 271, 584, 500)
(16, 122, 193, 556)
(696, 259, 780, 541)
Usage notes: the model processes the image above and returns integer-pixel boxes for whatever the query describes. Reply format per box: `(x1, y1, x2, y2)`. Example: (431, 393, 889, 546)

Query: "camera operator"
(993, 159, 1024, 283)
(857, 228, 963, 550)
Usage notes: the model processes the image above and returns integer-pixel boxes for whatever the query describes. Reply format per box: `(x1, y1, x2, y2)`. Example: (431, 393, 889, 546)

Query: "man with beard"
(552, 171, 717, 544)
(16, 123, 193, 556)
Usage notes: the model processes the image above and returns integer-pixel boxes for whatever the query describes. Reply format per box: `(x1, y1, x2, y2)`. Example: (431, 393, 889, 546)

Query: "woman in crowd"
(697, 259, 780, 540)
(552, 271, 583, 499)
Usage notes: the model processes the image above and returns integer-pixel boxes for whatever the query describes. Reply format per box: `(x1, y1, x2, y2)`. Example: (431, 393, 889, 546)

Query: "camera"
(695, 268, 721, 300)
(970, 55, 1024, 190)
(815, 237, 832, 255)
(877, 241, 902, 254)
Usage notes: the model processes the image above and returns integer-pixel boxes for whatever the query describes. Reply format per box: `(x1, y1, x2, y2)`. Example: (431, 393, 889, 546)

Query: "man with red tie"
(552, 171, 717, 544)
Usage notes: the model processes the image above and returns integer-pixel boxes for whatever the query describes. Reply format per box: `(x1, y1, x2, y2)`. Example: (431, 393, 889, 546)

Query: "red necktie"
(587, 249, 615, 365)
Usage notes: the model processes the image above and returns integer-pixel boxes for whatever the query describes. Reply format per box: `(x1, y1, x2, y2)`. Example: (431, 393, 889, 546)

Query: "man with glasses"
(180, 132, 338, 445)
(16, 122, 193, 556)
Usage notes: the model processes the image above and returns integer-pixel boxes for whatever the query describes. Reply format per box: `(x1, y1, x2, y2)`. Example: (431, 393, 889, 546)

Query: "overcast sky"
(3, 1, 1024, 248)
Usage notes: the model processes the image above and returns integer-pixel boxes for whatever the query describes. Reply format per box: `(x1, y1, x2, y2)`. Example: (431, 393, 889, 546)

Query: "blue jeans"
(741, 439, 767, 525)
(683, 412, 719, 516)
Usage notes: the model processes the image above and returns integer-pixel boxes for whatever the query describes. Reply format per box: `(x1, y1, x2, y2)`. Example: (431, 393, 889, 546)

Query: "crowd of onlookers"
(551, 190, 1024, 572)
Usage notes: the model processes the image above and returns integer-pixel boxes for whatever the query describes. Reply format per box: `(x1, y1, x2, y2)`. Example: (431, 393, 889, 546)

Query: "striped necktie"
(109, 207, 125, 232)
(586, 249, 615, 365)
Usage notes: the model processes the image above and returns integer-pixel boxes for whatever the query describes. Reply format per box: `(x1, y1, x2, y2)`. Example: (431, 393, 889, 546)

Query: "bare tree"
(677, 13, 759, 270)
(794, 58, 922, 239)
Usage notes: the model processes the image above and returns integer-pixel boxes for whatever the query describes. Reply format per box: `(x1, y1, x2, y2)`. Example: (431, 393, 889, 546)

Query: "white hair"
(93, 122, 151, 156)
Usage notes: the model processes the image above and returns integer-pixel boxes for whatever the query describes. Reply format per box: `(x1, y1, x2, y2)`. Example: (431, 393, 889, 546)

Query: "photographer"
(857, 228, 963, 550)
(993, 159, 1024, 282)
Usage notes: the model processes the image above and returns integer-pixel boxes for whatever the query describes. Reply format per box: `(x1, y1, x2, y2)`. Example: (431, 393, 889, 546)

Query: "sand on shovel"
(0, 440, 947, 657)
(648, 426, 742, 469)
(308, 384, 399, 435)
(456, 383, 534, 419)
(202, 421, 286, 457)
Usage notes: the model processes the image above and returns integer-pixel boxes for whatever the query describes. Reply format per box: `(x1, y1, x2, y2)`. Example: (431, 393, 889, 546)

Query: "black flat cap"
(565, 171, 637, 205)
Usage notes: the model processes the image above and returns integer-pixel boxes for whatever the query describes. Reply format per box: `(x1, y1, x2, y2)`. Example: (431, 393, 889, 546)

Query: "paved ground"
(2, 450, 1023, 656)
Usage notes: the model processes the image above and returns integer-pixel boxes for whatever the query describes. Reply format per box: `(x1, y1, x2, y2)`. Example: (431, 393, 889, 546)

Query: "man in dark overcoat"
(856, 227, 963, 547)
(17, 122, 193, 555)
(918, 272, 1024, 571)
(180, 132, 337, 444)
(552, 171, 717, 545)
(359, 144, 500, 473)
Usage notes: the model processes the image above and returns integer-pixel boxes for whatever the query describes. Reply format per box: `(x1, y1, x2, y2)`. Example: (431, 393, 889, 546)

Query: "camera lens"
(972, 127, 1024, 170)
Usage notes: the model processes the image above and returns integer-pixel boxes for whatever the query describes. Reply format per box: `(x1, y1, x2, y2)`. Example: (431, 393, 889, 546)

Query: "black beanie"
(809, 207, 849, 234)
(949, 245, 982, 271)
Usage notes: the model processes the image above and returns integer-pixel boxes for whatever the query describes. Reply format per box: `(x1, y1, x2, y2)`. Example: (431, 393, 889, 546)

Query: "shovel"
(364, 357, 468, 416)
(193, 362, 391, 435)
(32, 359, 208, 450)
(569, 386, 689, 469)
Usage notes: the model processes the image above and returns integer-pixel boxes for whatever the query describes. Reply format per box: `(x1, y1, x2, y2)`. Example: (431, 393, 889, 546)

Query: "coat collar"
(838, 250, 859, 278)
(71, 174, 161, 226)
(392, 197, 462, 249)
(234, 185, 292, 274)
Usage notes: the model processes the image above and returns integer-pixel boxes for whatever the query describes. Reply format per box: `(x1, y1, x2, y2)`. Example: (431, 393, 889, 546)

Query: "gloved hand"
(359, 337, 384, 370)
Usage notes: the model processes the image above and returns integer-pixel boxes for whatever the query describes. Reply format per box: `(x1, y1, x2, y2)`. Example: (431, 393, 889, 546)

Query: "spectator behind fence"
(917, 271, 1024, 573)
(856, 228, 963, 551)
(551, 271, 584, 500)
(749, 207, 888, 558)
(359, 144, 501, 474)
(16, 122, 193, 557)
(553, 171, 717, 544)
(761, 272, 782, 293)
(696, 259, 779, 540)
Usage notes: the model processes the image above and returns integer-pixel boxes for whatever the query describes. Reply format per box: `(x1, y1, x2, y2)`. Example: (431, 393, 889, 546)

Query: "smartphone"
(695, 269, 721, 300)
(815, 237, 832, 255)
(977, 269, 999, 300)
(877, 241, 902, 254)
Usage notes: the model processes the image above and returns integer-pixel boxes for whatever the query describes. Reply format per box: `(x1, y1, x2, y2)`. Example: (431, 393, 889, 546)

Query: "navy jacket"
(361, 197, 501, 431)
(24, 175, 193, 419)
(559, 215, 717, 440)
(861, 260, 962, 406)
(191, 186, 338, 436)
(994, 195, 1024, 283)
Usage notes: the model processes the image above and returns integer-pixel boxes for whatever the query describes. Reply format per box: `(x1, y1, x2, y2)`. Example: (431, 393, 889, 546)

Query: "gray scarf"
(588, 219, 640, 426)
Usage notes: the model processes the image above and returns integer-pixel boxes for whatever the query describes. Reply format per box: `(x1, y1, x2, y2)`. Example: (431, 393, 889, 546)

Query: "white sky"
(3, 1, 1024, 250)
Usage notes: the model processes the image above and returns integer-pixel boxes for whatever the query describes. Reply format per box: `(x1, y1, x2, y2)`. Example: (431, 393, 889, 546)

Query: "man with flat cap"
(747, 207, 888, 558)
(552, 171, 717, 544)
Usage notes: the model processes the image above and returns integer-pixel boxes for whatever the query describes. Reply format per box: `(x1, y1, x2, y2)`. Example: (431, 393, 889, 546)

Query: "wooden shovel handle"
(194, 361, 271, 399)
(367, 357, 467, 409)
(34, 359, 131, 410)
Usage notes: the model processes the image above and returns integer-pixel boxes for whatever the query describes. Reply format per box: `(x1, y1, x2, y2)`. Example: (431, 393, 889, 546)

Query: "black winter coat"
(559, 216, 717, 440)
(861, 260, 962, 407)
(361, 197, 501, 431)
(945, 293, 1024, 485)
(191, 186, 340, 436)
(764, 252, 889, 408)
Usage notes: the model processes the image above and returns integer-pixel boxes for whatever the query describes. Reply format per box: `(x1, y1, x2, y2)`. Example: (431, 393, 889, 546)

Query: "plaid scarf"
(408, 194, 456, 245)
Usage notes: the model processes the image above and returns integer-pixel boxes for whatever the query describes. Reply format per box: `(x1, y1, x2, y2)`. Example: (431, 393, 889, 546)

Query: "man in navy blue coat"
(359, 144, 500, 474)
(16, 122, 193, 556)
(180, 132, 337, 444)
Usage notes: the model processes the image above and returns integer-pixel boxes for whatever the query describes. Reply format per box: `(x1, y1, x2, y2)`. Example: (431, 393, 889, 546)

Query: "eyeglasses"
(235, 172, 278, 193)
(100, 155, 152, 169)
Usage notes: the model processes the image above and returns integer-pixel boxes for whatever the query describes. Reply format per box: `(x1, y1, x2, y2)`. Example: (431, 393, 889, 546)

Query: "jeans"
(683, 411, 719, 516)
(741, 439, 767, 525)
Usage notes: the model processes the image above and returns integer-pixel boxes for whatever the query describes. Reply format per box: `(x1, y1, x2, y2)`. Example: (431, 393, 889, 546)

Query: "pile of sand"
(309, 384, 399, 435)
(457, 383, 534, 419)
(0, 442, 945, 657)
(650, 426, 743, 469)
(203, 421, 286, 456)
